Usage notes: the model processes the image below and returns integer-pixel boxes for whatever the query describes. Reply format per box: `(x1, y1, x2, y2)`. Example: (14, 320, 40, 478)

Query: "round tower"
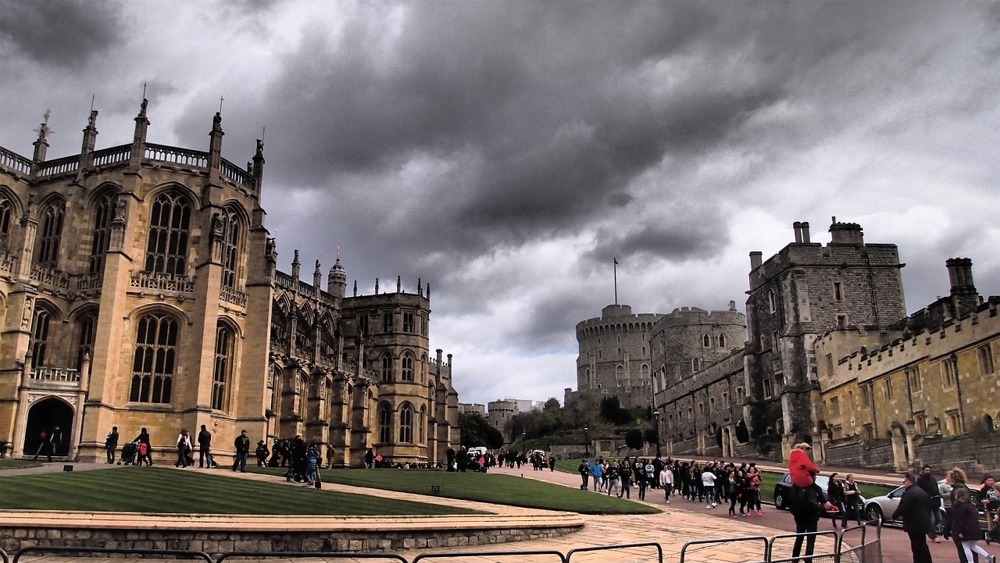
(327, 250, 347, 299)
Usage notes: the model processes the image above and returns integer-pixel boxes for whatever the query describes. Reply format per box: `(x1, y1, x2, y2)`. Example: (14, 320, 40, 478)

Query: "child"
(953, 487, 993, 562)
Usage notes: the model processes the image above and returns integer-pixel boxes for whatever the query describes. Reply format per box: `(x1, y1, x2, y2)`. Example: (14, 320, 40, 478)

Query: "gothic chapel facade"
(0, 102, 459, 466)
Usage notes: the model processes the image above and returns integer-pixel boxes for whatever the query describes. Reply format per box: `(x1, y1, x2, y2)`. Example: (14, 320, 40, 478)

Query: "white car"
(861, 479, 986, 534)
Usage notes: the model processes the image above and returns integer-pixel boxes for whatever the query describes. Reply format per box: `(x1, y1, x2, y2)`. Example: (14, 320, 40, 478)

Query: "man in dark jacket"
(233, 429, 251, 473)
(892, 472, 934, 563)
(916, 465, 942, 542)
(198, 425, 214, 468)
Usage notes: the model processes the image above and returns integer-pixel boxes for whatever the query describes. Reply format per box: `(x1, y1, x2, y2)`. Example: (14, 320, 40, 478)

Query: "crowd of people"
(576, 456, 768, 508)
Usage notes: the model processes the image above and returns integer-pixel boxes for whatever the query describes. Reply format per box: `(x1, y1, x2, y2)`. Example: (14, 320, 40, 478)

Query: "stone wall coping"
(0, 510, 584, 533)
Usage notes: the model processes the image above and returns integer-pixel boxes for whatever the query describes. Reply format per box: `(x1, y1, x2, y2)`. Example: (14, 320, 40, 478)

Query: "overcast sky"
(2, 0, 998, 407)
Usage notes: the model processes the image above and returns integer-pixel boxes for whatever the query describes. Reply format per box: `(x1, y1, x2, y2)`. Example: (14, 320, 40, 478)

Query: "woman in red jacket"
(789, 442, 820, 487)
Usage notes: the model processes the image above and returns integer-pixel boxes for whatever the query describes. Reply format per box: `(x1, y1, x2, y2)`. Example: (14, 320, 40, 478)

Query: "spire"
(130, 98, 149, 169)
(397, 275, 402, 293)
(291, 249, 301, 281)
(32, 110, 52, 163)
(313, 259, 322, 288)
(80, 109, 99, 168)
(252, 138, 265, 191)
(208, 111, 224, 171)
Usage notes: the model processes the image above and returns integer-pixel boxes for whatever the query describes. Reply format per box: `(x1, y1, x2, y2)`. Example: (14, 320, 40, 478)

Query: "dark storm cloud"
(234, 1, 795, 264)
(0, 0, 124, 67)
(587, 214, 728, 266)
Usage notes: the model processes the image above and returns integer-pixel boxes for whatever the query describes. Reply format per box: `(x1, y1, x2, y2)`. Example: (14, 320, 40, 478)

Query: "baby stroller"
(120, 442, 138, 465)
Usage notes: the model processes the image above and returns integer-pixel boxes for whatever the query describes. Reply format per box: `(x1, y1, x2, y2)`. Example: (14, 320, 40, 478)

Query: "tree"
(458, 412, 504, 449)
(599, 396, 632, 425)
(624, 428, 644, 450)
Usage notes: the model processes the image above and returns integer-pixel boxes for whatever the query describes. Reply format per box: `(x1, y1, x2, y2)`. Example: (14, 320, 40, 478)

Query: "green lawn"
(249, 466, 659, 515)
(0, 466, 473, 515)
(0, 458, 42, 471)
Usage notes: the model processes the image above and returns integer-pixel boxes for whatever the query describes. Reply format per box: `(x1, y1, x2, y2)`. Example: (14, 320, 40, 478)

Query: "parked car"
(773, 473, 866, 511)
(862, 479, 986, 534)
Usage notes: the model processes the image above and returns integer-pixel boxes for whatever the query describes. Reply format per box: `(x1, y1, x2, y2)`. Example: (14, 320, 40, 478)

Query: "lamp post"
(653, 410, 661, 459)
(521, 431, 527, 452)
(584, 426, 589, 457)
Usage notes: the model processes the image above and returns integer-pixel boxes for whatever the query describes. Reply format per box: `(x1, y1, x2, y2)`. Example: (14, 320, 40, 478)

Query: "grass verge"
(249, 466, 659, 515)
(0, 458, 42, 471)
(0, 466, 474, 515)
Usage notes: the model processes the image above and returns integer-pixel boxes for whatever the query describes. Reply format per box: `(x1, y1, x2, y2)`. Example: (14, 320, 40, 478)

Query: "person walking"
(134, 427, 153, 466)
(843, 473, 863, 525)
(578, 458, 591, 490)
(702, 465, 718, 508)
(105, 426, 119, 464)
(917, 465, 943, 542)
(947, 467, 976, 563)
(827, 472, 848, 530)
(660, 463, 674, 503)
(892, 472, 934, 563)
(175, 429, 192, 467)
(197, 425, 214, 468)
(233, 429, 251, 472)
(953, 487, 995, 563)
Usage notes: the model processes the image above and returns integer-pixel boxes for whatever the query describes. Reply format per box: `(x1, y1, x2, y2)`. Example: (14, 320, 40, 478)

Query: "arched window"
(703, 334, 710, 347)
(30, 306, 53, 367)
(75, 311, 98, 372)
(220, 208, 242, 289)
(381, 353, 393, 382)
(399, 404, 414, 443)
(89, 192, 115, 275)
(378, 404, 392, 443)
(129, 313, 178, 403)
(36, 200, 65, 267)
(144, 190, 191, 275)
(0, 198, 14, 251)
(401, 352, 414, 382)
(719, 334, 726, 348)
(212, 323, 234, 411)
(419, 405, 427, 444)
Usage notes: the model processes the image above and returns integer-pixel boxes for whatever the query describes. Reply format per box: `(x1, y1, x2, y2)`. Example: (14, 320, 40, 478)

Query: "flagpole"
(614, 259, 618, 305)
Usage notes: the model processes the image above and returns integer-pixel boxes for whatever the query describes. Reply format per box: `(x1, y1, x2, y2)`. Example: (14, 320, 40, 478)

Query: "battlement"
(828, 296, 999, 379)
(575, 304, 664, 333)
(1, 102, 262, 197)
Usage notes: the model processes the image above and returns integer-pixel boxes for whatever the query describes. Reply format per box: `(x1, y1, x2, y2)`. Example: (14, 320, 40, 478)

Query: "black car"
(773, 473, 837, 510)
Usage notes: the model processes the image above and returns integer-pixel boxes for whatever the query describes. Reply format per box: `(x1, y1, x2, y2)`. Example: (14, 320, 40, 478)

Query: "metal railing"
(767, 529, 840, 563)
(679, 535, 769, 563)
(412, 549, 566, 562)
(217, 552, 408, 562)
(0, 523, 880, 562)
(12, 546, 213, 562)
(567, 541, 663, 562)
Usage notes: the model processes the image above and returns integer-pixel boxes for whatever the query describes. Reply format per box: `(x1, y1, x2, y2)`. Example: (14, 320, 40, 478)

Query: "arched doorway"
(23, 397, 74, 458)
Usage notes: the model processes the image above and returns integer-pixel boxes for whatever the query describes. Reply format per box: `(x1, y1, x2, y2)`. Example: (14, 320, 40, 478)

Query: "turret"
(327, 248, 347, 299)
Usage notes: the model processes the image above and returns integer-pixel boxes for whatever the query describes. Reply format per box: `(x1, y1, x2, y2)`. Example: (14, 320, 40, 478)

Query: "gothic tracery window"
(129, 313, 178, 403)
(220, 208, 242, 289)
(401, 352, 414, 382)
(88, 192, 115, 275)
(144, 189, 191, 276)
(378, 404, 392, 443)
(399, 403, 414, 443)
(36, 200, 65, 267)
(0, 198, 13, 251)
(381, 353, 393, 382)
(212, 323, 234, 411)
(30, 306, 52, 367)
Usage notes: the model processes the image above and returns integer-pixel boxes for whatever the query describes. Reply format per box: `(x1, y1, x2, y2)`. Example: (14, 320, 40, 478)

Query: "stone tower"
(744, 219, 907, 453)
